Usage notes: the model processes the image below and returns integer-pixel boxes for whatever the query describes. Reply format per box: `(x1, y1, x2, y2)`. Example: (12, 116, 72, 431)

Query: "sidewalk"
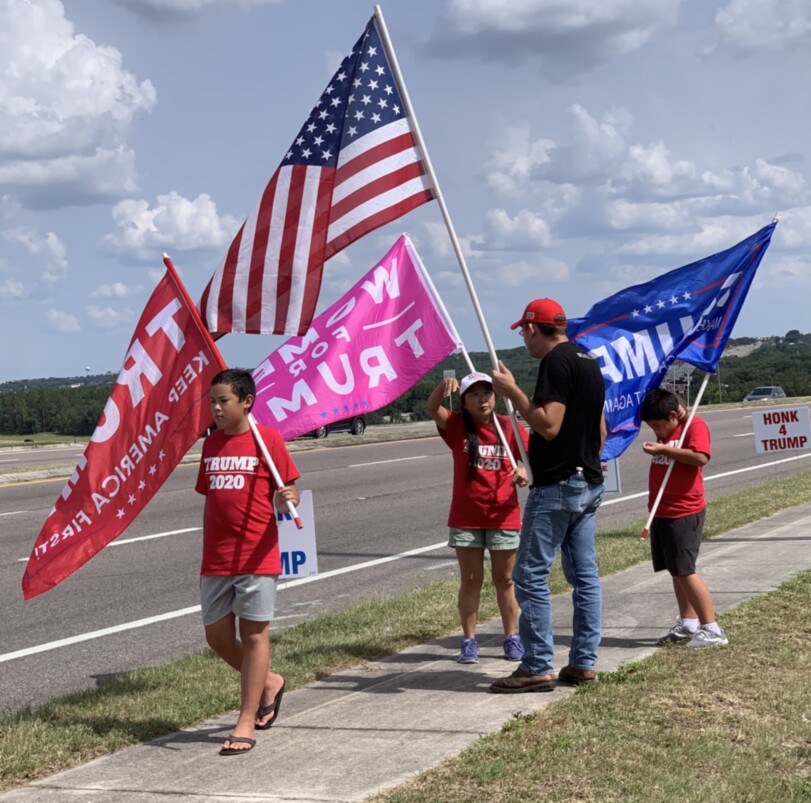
(4, 503, 811, 803)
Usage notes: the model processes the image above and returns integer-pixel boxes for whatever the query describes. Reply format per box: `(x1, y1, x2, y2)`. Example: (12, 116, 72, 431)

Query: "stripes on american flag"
(200, 17, 434, 337)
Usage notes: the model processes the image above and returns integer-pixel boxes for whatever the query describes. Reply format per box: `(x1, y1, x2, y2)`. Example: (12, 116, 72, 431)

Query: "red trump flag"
(22, 262, 227, 600)
(199, 15, 433, 338)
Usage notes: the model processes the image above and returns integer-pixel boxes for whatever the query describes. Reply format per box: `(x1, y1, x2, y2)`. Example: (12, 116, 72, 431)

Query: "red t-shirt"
(439, 412, 529, 530)
(195, 425, 300, 575)
(648, 416, 711, 518)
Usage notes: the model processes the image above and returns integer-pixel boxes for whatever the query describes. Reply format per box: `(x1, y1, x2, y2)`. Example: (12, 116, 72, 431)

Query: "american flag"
(200, 16, 434, 337)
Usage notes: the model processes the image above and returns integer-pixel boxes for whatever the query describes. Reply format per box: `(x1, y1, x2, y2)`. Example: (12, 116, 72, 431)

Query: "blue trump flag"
(567, 221, 777, 460)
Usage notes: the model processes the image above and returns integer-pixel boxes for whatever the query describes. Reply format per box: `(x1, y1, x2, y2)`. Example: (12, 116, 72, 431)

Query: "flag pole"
(248, 414, 303, 529)
(406, 234, 533, 480)
(641, 372, 711, 539)
(457, 347, 518, 471)
(373, 6, 529, 465)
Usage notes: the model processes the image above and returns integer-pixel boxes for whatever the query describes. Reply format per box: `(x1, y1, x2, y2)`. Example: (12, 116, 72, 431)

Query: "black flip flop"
(255, 680, 285, 730)
(219, 735, 256, 756)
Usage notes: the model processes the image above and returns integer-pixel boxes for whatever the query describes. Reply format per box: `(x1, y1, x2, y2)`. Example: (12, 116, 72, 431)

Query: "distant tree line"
(1, 333, 809, 436)
(0, 384, 114, 436)
(691, 330, 811, 404)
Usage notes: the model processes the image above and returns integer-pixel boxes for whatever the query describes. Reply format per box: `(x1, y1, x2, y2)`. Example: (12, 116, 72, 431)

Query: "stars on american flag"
(282, 25, 406, 168)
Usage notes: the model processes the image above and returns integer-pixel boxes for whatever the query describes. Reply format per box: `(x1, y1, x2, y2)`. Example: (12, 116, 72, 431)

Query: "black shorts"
(650, 510, 705, 576)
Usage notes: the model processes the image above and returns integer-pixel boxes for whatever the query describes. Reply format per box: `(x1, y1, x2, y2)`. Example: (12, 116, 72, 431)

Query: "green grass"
(2, 471, 811, 792)
(374, 571, 811, 803)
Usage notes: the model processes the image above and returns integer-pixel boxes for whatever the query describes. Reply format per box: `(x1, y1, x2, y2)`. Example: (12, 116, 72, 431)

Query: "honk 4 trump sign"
(752, 406, 811, 454)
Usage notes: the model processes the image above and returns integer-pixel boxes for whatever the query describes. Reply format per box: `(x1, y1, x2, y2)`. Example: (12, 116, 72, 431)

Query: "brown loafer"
(557, 665, 597, 686)
(489, 667, 556, 694)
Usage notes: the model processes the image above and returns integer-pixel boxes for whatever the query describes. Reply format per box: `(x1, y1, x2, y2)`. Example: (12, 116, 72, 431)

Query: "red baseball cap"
(510, 298, 567, 330)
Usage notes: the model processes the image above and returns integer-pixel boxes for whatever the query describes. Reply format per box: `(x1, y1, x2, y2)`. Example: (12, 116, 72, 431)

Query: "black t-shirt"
(529, 341, 604, 486)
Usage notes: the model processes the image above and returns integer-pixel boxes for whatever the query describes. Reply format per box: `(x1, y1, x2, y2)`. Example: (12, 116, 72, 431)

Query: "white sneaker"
(657, 621, 698, 646)
(686, 627, 729, 648)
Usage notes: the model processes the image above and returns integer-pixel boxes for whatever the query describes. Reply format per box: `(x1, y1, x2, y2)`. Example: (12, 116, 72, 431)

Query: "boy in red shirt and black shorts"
(196, 369, 300, 755)
(640, 388, 728, 648)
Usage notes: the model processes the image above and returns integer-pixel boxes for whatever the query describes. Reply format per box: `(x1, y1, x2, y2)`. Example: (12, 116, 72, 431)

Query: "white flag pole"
(248, 413, 303, 530)
(640, 373, 711, 540)
(374, 6, 529, 469)
(405, 235, 532, 481)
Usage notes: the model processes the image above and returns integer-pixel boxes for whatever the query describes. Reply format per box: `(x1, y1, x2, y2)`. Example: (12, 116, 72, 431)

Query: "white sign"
(601, 459, 621, 494)
(752, 407, 811, 454)
(277, 490, 317, 578)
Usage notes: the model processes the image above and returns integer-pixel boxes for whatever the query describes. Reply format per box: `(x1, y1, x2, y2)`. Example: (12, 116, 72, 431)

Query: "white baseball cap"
(459, 372, 493, 397)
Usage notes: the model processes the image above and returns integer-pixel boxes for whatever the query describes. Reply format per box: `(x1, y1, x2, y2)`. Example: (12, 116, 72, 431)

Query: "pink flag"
(251, 235, 460, 439)
(199, 17, 433, 339)
(22, 261, 227, 600)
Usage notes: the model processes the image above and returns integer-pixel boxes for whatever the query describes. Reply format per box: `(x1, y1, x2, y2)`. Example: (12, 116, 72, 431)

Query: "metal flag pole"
(640, 372, 711, 540)
(373, 5, 530, 469)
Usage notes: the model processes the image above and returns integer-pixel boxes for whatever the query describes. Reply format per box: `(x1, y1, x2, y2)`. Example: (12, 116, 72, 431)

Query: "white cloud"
(605, 199, 691, 232)
(86, 304, 134, 330)
(114, 0, 281, 21)
(0, 0, 155, 207)
(430, 0, 683, 77)
(474, 256, 569, 287)
(104, 191, 241, 260)
(46, 308, 80, 333)
(484, 122, 555, 197)
(715, 0, 811, 53)
(0, 277, 26, 299)
(422, 221, 485, 259)
(482, 101, 808, 243)
(2, 227, 67, 266)
(770, 207, 811, 249)
(754, 253, 810, 288)
(616, 215, 768, 257)
(92, 282, 135, 298)
(532, 104, 633, 185)
(621, 141, 697, 190)
(486, 208, 551, 249)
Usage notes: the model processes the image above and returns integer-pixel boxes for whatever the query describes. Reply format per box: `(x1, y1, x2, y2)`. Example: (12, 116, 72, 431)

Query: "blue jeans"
(513, 476, 603, 675)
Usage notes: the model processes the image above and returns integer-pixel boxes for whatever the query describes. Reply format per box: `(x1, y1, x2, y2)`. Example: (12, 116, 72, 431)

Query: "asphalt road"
(2, 406, 810, 713)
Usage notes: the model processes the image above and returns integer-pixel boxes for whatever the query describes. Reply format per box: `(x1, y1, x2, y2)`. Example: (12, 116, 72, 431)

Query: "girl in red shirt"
(426, 372, 529, 664)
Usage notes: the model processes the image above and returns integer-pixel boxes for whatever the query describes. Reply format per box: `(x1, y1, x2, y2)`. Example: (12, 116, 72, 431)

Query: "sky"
(2, 0, 810, 383)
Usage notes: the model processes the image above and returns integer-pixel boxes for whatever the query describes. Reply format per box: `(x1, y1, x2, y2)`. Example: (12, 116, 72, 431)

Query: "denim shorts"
(200, 574, 278, 626)
(448, 527, 520, 551)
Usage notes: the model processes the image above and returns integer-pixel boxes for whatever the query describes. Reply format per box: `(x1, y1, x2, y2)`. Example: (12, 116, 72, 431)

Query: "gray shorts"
(200, 574, 279, 626)
(448, 527, 520, 551)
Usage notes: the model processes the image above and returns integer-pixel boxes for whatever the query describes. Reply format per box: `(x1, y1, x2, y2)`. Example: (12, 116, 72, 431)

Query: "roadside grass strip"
(2, 471, 811, 792)
(374, 570, 811, 803)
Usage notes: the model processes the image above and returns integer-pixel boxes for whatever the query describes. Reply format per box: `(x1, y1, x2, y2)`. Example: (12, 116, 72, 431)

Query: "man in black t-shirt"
(490, 298, 606, 693)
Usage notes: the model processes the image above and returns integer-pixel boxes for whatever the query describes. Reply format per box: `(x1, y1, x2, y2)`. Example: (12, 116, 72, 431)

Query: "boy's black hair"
(640, 387, 682, 422)
(212, 369, 256, 407)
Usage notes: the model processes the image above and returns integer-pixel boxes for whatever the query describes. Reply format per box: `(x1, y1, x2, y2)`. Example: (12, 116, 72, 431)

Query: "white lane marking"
(348, 455, 429, 468)
(0, 607, 203, 663)
(4, 450, 810, 664)
(601, 451, 811, 508)
(16, 527, 201, 562)
(734, 432, 753, 438)
(1, 510, 26, 517)
(1, 542, 445, 663)
(0, 459, 19, 463)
